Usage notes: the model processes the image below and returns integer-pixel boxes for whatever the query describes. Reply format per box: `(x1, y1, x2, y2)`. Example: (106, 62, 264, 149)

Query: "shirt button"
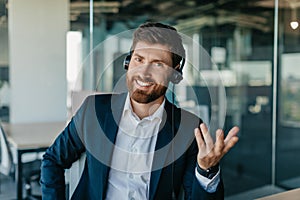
(128, 190, 135, 198)
(129, 173, 134, 179)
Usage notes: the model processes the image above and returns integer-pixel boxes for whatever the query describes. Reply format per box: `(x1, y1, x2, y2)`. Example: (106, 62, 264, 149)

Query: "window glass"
(69, 0, 280, 197)
(0, 0, 9, 122)
(277, 0, 300, 189)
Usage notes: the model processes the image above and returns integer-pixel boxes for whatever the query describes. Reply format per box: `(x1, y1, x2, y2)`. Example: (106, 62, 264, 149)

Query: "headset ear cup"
(170, 72, 183, 84)
(171, 58, 185, 84)
(123, 54, 131, 70)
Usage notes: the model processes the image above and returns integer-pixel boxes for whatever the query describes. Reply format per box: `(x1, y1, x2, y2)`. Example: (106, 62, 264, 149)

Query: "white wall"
(9, 0, 69, 123)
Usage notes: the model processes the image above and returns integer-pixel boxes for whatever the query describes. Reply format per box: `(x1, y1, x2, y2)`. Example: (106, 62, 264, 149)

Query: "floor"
(225, 185, 285, 200)
(0, 175, 16, 200)
(0, 174, 41, 200)
(0, 173, 288, 200)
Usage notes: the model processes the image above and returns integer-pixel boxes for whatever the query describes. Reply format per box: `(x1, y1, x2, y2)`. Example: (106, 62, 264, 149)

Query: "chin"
(131, 90, 162, 104)
(131, 92, 153, 104)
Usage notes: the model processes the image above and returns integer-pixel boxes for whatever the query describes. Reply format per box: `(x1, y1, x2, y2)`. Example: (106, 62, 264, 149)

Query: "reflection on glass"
(69, 0, 276, 197)
(276, 1, 300, 191)
(280, 53, 300, 127)
(0, 0, 9, 122)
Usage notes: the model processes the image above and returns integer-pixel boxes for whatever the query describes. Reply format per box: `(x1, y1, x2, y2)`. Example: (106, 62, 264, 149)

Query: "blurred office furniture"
(256, 188, 300, 200)
(0, 122, 14, 187)
(0, 122, 42, 199)
(0, 106, 9, 122)
(0, 66, 10, 122)
(2, 121, 64, 200)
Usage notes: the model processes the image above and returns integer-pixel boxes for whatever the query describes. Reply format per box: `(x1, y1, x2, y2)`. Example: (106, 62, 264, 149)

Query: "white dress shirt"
(105, 95, 219, 200)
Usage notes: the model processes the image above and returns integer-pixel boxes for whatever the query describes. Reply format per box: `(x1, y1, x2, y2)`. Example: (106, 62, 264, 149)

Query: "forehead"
(133, 41, 172, 60)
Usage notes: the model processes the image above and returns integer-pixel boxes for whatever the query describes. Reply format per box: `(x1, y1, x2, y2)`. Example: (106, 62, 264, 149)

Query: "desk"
(256, 188, 300, 200)
(3, 121, 65, 200)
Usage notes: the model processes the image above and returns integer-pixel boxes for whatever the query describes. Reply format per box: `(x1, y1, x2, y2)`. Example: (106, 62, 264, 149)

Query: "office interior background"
(0, 0, 300, 198)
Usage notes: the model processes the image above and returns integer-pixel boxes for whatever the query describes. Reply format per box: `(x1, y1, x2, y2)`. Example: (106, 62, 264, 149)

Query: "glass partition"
(3, 0, 300, 198)
(187, 5, 274, 197)
(276, 0, 300, 190)
(0, 0, 9, 122)
(67, 0, 300, 198)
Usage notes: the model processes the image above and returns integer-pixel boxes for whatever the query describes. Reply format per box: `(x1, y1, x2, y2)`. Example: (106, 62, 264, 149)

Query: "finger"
(223, 136, 239, 154)
(214, 129, 225, 155)
(194, 128, 205, 150)
(224, 126, 239, 144)
(199, 123, 214, 148)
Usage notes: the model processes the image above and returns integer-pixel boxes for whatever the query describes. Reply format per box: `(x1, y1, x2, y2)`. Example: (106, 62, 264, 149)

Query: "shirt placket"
(127, 122, 142, 200)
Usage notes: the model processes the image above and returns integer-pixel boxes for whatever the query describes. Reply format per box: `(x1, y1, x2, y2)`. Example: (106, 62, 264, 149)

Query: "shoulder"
(180, 107, 203, 128)
(73, 92, 126, 117)
(165, 99, 203, 128)
(166, 99, 201, 120)
(84, 92, 126, 105)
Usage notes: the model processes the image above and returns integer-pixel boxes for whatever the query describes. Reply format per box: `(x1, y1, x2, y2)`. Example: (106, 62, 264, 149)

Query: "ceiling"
(0, 0, 298, 33)
(69, 0, 281, 33)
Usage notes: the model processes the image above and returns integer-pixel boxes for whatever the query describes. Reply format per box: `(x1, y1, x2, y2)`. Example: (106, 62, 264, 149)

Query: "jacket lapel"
(95, 93, 127, 199)
(149, 100, 177, 200)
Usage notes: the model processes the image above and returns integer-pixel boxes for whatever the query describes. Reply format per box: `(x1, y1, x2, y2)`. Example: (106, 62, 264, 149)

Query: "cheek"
(156, 75, 171, 87)
(164, 71, 173, 82)
(126, 69, 135, 80)
(126, 73, 133, 88)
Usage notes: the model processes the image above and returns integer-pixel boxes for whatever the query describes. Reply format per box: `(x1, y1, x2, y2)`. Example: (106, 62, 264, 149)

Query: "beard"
(127, 76, 168, 104)
(131, 86, 167, 103)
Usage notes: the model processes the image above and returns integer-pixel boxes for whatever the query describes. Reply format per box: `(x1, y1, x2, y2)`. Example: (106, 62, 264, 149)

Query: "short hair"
(131, 22, 185, 69)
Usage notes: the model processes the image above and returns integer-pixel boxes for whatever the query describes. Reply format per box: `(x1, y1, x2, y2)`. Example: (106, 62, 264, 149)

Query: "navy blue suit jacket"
(41, 93, 224, 200)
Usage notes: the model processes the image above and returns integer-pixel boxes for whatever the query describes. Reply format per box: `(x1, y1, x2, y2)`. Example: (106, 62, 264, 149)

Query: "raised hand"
(194, 123, 239, 170)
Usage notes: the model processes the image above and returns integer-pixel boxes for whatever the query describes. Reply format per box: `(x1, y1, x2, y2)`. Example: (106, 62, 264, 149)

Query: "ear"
(174, 64, 180, 71)
(169, 64, 183, 84)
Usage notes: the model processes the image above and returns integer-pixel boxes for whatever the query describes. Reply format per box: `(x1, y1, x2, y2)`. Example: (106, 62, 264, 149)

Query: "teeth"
(136, 80, 152, 87)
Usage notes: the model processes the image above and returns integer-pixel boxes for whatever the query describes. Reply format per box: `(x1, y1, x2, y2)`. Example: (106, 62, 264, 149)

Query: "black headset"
(123, 52, 185, 84)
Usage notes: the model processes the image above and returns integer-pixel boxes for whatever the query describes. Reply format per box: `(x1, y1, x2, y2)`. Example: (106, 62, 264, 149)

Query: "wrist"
(196, 163, 219, 179)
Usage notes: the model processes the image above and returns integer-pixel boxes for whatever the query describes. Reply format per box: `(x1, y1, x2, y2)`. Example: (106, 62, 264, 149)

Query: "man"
(41, 22, 239, 200)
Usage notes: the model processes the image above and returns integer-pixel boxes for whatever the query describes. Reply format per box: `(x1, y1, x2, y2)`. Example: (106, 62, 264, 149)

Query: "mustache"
(134, 76, 155, 83)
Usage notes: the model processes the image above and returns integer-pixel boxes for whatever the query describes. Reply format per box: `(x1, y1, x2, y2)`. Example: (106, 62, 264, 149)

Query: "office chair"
(0, 122, 42, 199)
(0, 122, 14, 193)
(23, 160, 42, 200)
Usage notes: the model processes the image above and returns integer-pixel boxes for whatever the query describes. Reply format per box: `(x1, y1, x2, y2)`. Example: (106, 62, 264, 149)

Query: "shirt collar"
(123, 93, 165, 122)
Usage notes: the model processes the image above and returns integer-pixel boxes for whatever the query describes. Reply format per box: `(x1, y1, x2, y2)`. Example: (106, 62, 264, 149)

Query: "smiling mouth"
(136, 79, 154, 87)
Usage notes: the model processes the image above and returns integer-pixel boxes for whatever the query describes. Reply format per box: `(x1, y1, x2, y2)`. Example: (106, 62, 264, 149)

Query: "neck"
(130, 96, 164, 119)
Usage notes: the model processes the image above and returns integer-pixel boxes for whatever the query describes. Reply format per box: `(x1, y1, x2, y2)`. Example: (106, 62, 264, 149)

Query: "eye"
(134, 57, 142, 63)
(153, 62, 164, 67)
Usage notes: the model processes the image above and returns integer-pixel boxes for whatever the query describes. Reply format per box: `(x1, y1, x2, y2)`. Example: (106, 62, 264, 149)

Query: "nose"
(139, 62, 153, 75)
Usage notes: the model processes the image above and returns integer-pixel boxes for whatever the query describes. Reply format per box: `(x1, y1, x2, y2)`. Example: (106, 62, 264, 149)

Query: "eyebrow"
(133, 52, 168, 64)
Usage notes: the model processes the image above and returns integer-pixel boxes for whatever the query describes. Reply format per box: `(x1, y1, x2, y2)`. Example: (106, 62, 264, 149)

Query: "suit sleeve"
(40, 118, 85, 200)
(40, 94, 95, 200)
(183, 140, 224, 200)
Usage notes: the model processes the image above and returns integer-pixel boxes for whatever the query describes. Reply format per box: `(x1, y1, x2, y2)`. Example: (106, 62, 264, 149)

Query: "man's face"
(126, 41, 174, 104)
